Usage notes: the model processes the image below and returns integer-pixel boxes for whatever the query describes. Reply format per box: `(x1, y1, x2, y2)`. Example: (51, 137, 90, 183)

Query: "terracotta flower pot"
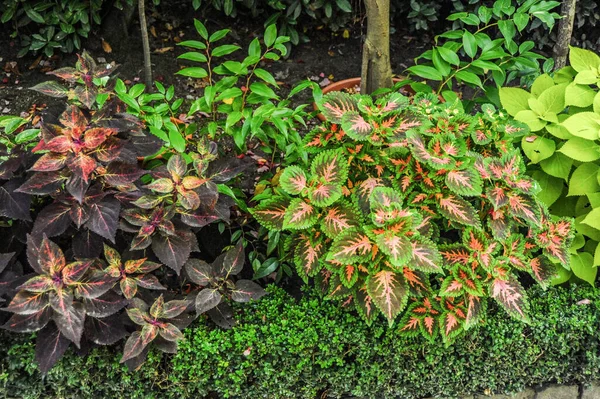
(313, 77, 414, 121)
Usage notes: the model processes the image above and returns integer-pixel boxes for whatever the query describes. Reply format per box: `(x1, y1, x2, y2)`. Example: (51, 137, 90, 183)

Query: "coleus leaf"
(185, 258, 215, 286)
(30, 152, 68, 172)
(464, 294, 485, 330)
(398, 298, 440, 342)
(66, 175, 90, 203)
(374, 232, 412, 268)
(341, 111, 373, 141)
(354, 285, 376, 325)
(167, 154, 186, 179)
(206, 157, 250, 182)
(318, 91, 359, 123)
(2, 308, 51, 332)
(52, 301, 85, 347)
(327, 228, 373, 264)
(490, 276, 530, 322)
(0, 179, 32, 221)
(103, 162, 145, 186)
(445, 168, 483, 196)
(195, 288, 222, 314)
(293, 233, 325, 279)
(38, 235, 66, 274)
(67, 153, 97, 182)
(409, 238, 443, 273)
(85, 314, 128, 346)
(308, 183, 343, 208)
(35, 324, 71, 374)
(75, 270, 116, 299)
(4, 291, 47, 315)
(529, 256, 557, 289)
(280, 166, 308, 195)
(32, 202, 71, 237)
(366, 270, 408, 326)
(436, 194, 481, 228)
(439, 308, 465, 344)
(250, 196, 290, 231)
(507, 193, 540, 226)
(283, 199, 319, 230)
(82, 291, 127, 318)
(16, 171, 65, 195)
(320, 200, 360, 238)
(159, 323, 184, 342)
(86, 197, 120, 243)
(310, 149, 348, 186)
(121, 331, 147, 363)
(231, 280, 267, 302)
(152, 232, 192, 274)
(220, 241, 245, 278)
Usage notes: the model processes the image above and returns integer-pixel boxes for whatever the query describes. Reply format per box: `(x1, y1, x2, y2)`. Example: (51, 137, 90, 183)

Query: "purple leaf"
(32, 202, 71, 237)
(206, 157, 251, 182)
(82, 291, 127, 318)
(16, 171, 65, 195)
(231, 280, 267, 302)
(52, 301, 85, 347)
(195, 288, 222, 314)
(151, 232, 191, 274)
(35, 324, 71, 374)
(2, 307, 51, 332)
(103, 162, 146, 186)
(85, 315, 128, 345)
(65, 174, 90, 203)
(86, 197, 120, 243)
(72, 229, 103, 258)
(0, 179, 32, 221)
(207, 302, 235, 329)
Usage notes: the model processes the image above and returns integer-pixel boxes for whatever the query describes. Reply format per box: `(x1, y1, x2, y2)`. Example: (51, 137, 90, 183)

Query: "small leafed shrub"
(499, 46, 600, 286)
(251, 90, 574, 342)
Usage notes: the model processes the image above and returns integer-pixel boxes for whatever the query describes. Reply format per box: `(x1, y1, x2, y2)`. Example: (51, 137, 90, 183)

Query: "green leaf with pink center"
(283, 199, 319, 230)
(280, 166, 308, 196)
(366, 270, 408, 326)
(310, 149, 348, 186)
(445, 167, 482, 196)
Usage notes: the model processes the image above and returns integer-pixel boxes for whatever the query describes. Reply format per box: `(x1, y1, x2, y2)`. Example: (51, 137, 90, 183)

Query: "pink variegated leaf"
(67, 153, 97, 182)
(308, 182, 343, 208)
(377, 92, 409, 113)
(366, 270, 408, 326)
(250, 196, 290, 231)
(490, 276, 530, 322)
(508, 193, 540, 226)
(294, 233, 325, 279)
(310, 149, 348, 185)
(445, 168, 482, 196)
(341, 111, 373, 141)
(439, 310, 464, 344)
(327, 228, 373, 264)
(320, 200, 359, 238)
(318, 91, 359, 123)
(30, 153, 68, 172)
(529, 256, 557, 289)
(409, 238, 443, 273)
(338, 264, 359, 288)
(283, 199, 318, 230)
(355, 177, 384, 214)
(279, 166, 308, 195)
(354, 285, 376, 325)
(464, 294, 485, 330)
(486, 186, 509, 210)
(374, 232, 412, 267)
(437, 194, 481, 228)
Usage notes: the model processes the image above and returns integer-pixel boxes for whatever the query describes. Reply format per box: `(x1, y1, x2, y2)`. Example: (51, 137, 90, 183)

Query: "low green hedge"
(1, 284, 600, 399)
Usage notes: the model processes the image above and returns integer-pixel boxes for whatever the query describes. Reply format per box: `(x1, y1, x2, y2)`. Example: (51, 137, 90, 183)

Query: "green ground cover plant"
(1, 284, 599, 398)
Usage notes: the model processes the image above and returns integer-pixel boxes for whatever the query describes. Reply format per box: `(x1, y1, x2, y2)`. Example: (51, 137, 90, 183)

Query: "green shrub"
(2, 284, 600, 398)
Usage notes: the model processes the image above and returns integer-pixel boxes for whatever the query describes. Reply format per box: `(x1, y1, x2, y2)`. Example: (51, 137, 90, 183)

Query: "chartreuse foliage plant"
(251, 91, 574, 342)
(500, 46, 600, 287)
(408, 0, 559, 99)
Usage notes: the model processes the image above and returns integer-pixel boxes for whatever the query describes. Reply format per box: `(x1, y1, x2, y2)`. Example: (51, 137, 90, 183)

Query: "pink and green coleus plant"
(251, 91, 574, 343)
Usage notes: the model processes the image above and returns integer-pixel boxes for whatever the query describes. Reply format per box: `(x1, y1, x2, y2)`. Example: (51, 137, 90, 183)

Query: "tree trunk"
(553, 0, 577, 70)
(360, 0, 393, 95)
(138, 0, 153, 87)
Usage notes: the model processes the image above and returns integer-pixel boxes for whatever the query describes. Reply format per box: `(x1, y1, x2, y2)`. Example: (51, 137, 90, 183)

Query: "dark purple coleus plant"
(2, 235, 126, 372)
(185, 242, 266, 328)
(122, 295, 190, 369)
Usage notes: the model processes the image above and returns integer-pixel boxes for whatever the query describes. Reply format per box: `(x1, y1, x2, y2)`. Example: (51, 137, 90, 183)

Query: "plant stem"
(138, 0, 152, 87)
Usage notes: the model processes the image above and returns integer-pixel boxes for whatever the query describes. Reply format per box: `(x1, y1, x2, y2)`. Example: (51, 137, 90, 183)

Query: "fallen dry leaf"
(154, 47, 174, 54)
(150, 26, 157, 38)
(28, 55, 41, 70)
(102, 39, 112, 53)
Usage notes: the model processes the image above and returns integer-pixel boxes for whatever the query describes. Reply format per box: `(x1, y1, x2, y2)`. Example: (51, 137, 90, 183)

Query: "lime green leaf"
(582, 208, 600, 231)
(569, 46, 600, 73)
(540, 153, 573, 180)
(537, 84, 566, 114)
(531, 171, 563, 206)
(521, 135, 555, 163)
(515, 110, 546, 131)
(562, 112, 600, 140)
(565, 82, 596, 108)
(455, 70, 483, 88)
(176, 67, 208, 78)
(570, 252, 596, 286)
(558, 138, 600, 162)
(437, 47, 460, 66)
(531, 74, 555, 97)
(568, 163, 600, 196)
(499, 87, 533, 116)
